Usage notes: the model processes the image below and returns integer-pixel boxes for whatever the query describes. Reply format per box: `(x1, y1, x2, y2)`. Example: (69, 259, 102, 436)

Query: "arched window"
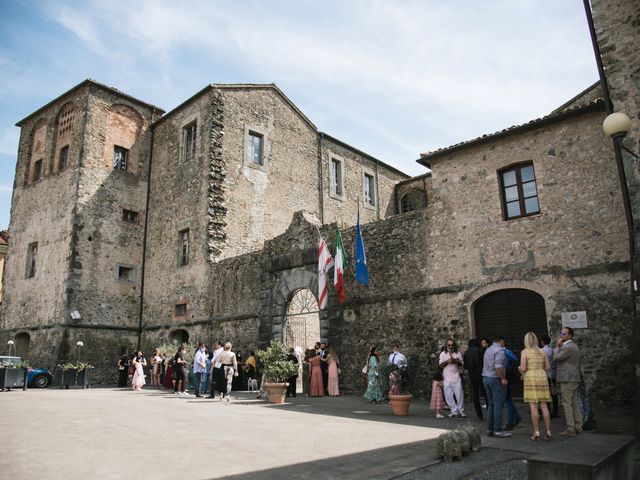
(26, 119, 48, 185)
(169, 329, 189, 345)
(400, 189, 426, 213)
(54, 102, 76, 172)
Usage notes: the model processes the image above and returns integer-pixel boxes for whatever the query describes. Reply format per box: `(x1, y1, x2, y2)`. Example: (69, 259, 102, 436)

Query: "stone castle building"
(0, 0, 637, 404)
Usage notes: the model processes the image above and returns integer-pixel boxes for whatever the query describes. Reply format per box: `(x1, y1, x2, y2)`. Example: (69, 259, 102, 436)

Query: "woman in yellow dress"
(519, 332, 552, 441)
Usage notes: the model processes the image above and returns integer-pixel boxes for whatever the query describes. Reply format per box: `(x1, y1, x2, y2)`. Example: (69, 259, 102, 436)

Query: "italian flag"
(334, 228, 346, 304)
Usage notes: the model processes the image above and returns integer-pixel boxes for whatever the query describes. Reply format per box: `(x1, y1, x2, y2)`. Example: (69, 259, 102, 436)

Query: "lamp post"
(7, 340, 14, 356)
(76, 341, 84, 365)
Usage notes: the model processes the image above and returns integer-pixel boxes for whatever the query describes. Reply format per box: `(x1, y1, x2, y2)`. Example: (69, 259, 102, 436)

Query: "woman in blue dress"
(364, 346, 382, 403)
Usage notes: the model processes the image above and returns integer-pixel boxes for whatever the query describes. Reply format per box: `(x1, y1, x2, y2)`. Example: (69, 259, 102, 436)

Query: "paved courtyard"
(0, 387, 636, 480)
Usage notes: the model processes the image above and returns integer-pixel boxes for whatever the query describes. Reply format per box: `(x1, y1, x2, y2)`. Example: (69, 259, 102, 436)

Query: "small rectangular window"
(330, 158, 343, 196)
(179, 229, 189, 266)
(122, 209, 140, 224)
(175, 303, 187, 316)
(363, 173, 375, 206)
(26, 242, 38, 278)
(33, 159, 43, 182)
(249, 131, 264, 165)
(117, 265, 135, 283)
(183, 122, 197, 161)
(113, 146, 129, 172)
(499, 162, 540, 220)
(59, 146, 69, 171)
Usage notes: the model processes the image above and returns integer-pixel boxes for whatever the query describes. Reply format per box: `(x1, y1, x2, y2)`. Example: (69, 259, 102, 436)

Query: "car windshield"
(0, 356, 23, 365)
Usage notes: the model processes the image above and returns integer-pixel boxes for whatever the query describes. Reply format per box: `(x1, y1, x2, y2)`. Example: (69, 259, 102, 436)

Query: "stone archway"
(283, 288, 320, 351)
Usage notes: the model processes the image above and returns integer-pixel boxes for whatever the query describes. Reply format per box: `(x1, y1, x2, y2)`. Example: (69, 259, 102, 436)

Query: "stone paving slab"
(0, 387, 636, 480)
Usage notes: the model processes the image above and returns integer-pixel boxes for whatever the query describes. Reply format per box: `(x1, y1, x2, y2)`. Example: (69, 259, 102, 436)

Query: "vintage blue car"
(0, 356, 53, 388)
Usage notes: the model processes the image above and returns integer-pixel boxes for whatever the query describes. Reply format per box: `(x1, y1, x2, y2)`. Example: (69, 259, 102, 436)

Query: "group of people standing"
(303, 342, 340, 397)
(363, 345, 407, 403)
(429, 327, 584, 441)
(118, 342, 257, 402)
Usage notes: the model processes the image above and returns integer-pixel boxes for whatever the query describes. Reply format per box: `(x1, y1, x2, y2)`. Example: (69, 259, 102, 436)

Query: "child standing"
(430, 372, 445, 418)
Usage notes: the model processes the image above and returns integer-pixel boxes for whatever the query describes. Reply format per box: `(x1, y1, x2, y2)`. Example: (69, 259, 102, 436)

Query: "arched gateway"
(473, 288, 548, 354)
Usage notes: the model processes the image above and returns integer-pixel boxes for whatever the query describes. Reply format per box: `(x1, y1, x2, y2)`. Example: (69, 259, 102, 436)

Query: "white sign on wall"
(562, 311, 588, 329)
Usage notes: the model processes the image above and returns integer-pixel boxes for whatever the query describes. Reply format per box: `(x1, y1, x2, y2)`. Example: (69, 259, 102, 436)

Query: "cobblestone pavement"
(0, 387, 635, 479)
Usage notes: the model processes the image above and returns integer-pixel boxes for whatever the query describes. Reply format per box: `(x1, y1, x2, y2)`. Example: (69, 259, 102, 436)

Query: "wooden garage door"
(474, 289, 547, 357)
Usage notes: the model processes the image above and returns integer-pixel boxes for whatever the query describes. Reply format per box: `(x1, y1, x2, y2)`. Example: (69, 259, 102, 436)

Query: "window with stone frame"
(58, 145, 69, 171)
(174, 303, 187, 317)
(363, 172, 376, 207)
(33, 159, 43, 182)
(179, 229, 190, 266)
(248, 131, 264, 165)
(26, 242, 38, 279)
(183, 122, 197, 161)
(113, 146, 129, 172)
(122, 209, 140, 224)
(117, 265, 136, 283)
(499, 162, 540, 220)
(330, 157, 344, 197)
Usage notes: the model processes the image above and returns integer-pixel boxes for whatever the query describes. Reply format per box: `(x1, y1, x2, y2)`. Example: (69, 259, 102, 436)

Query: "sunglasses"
(560, 332, 567, 336)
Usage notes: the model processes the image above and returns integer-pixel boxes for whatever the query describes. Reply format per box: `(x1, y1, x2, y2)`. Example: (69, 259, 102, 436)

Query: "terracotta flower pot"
(389, 393, 413, 416)
(264, 382, 289, 404)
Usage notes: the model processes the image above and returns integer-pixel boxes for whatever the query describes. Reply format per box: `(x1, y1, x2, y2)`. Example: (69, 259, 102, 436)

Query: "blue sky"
(0, 0, 598, 230)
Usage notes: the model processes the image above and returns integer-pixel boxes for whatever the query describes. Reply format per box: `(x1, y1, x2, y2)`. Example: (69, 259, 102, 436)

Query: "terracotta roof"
(16, 79, 165, 127)
(418, 98, 605, 165)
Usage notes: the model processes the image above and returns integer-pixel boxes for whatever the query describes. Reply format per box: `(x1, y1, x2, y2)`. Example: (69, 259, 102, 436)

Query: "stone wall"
(1, 86, 89, 334)
(69, 86, 156, 328)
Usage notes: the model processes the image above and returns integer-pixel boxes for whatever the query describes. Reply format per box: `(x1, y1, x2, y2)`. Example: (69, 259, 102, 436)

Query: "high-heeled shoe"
(544, 431, 552, 441)
(530, 431, 540, 441)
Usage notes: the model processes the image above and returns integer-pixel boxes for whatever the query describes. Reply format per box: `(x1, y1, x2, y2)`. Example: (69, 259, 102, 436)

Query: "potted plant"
(0, 358, 29, 391)
(57, 362, 94, 389)
(388, 363, 413, 416)
(256, 339, 299, 404)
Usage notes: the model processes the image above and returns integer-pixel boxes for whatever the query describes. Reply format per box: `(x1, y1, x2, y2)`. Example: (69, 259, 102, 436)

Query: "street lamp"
(603, 112, 632, 140)
(76, 341, 84, 365)
(7, 340, 14, 356)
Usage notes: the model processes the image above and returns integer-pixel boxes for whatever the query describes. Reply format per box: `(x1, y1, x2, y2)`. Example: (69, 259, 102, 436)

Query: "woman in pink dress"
(327, 347, 340, 396)
(308, 353, 324, 397)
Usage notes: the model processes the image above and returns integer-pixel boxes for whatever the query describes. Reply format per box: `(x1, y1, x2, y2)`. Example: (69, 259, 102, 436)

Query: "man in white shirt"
(439, 338, 466, 418)
(388, 345, 407, 369)
(193, 342, 207, 398)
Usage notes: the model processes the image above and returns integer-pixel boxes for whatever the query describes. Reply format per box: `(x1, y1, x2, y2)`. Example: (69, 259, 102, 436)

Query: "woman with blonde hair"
(216, 341, 238, 402)
(519, 332, 552, 441)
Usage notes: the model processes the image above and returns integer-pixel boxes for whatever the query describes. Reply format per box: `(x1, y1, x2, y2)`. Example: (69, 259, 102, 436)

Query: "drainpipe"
(317, 132, 325, 223)
(136, 110, 160, 349)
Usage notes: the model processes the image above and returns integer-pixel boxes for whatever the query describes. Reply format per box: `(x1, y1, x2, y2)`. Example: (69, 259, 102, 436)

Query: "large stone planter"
(264, 382, 288, 404)
(0, 368, 28, 391)
(389, 394, 413, 416)
(59, 368, 93, 389)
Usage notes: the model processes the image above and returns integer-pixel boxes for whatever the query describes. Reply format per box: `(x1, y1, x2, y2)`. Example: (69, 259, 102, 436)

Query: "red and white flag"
(317, 238, 334, 310)
(334, 228, 346, 304)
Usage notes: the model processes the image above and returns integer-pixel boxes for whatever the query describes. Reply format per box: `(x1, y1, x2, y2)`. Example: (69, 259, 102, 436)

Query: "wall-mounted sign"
(562, 311, 587, 329)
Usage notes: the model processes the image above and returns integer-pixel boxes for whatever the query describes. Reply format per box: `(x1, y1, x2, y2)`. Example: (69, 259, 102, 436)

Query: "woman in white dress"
(131, 351, 147, 391)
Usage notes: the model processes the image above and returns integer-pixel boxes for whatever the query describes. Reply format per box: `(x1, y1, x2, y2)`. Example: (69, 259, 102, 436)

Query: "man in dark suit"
(463, 339, 485, 420)
(319, 342, 329, 395)
(553, 327, 583, 436)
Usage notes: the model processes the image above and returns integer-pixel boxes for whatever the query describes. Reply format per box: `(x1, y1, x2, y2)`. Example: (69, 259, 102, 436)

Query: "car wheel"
(33, 375, 49, 388)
